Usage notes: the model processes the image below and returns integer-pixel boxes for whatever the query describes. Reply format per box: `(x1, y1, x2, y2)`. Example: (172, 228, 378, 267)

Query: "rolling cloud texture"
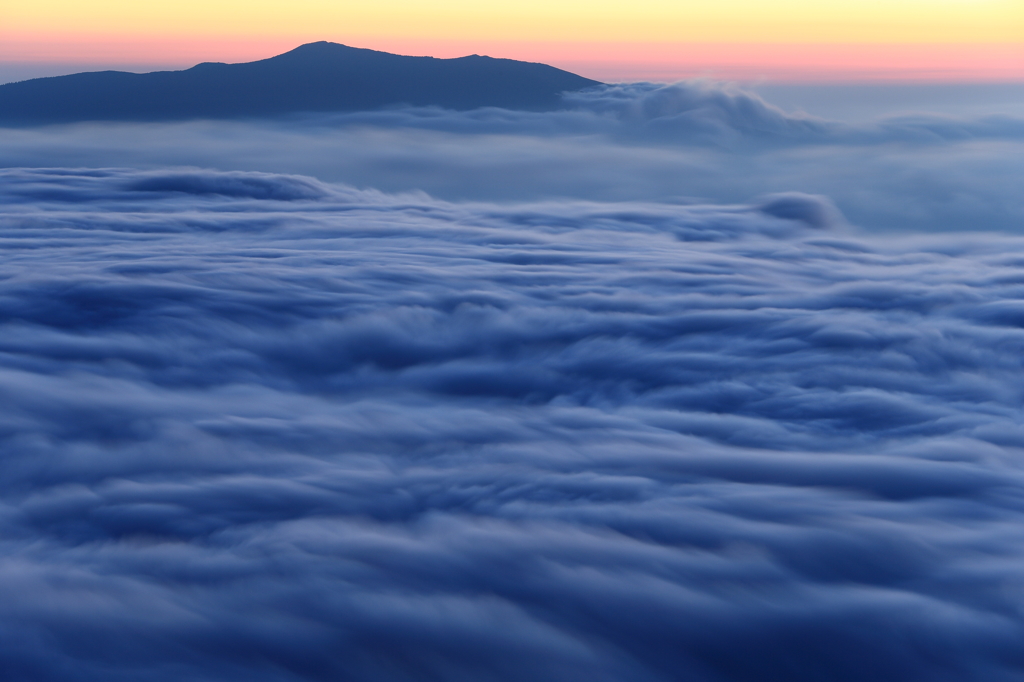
(2, 81, 1023, 232)
(2, 163, 1024, 681)
(1, 81, 1024, 681)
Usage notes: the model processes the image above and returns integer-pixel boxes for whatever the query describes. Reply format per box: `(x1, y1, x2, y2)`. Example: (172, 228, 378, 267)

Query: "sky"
(1, 0, 1022, 82)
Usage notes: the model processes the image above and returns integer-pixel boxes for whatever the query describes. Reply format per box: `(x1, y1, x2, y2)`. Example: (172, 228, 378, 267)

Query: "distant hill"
(0, 42, 602, 124)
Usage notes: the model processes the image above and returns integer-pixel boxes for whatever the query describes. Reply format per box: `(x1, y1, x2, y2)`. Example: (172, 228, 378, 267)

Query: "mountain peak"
(0, 43, 601, 124)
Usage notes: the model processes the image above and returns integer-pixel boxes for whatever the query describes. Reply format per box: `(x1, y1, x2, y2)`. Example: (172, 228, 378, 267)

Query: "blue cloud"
(1, 168, 1024, 680)
(2, 81, 1021, 232)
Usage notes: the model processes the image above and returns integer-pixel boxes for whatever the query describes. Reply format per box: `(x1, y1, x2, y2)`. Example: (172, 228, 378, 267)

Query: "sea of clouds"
(2, 82, 1024, 681)
(2, 81, 1023, 232)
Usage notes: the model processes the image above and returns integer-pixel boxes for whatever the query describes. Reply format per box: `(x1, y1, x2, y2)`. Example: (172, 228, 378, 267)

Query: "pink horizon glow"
(1, 37, 1021, 83)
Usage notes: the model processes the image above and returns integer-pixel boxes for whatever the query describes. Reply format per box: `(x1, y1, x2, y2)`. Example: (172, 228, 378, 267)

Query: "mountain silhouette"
(0, 42, 602, 124)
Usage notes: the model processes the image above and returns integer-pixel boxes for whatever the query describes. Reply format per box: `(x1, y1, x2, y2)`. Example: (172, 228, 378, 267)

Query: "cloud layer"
(2, 81, 1023, 232)
(3, 167, 1024, 681)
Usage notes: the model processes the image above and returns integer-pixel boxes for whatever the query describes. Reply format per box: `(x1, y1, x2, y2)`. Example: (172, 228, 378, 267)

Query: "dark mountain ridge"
(0, 42, 602, 124)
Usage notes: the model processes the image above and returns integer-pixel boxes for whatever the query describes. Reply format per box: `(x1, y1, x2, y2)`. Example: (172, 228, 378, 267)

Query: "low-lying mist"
(2, 81, 1023, 232)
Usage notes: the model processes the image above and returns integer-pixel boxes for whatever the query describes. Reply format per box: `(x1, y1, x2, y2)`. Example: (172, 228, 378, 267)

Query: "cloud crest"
(2, 80, 1022, 232)
(2, 168, 1024, 680)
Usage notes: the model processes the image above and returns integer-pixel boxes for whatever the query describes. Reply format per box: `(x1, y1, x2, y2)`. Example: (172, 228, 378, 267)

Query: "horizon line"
(2, 39, 1022, 86)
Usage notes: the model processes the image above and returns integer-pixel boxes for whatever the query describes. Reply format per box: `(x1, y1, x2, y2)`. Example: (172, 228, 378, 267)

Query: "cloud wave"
(2, 81, 1023, 232)
(2, 168, 1024, 681)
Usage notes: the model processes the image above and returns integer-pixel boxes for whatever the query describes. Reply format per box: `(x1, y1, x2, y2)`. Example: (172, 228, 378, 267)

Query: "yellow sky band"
(5, 0, 1023, 44)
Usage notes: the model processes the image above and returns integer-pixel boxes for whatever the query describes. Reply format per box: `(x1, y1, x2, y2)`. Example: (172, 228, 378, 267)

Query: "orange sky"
(2, 0, 1022, 81)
